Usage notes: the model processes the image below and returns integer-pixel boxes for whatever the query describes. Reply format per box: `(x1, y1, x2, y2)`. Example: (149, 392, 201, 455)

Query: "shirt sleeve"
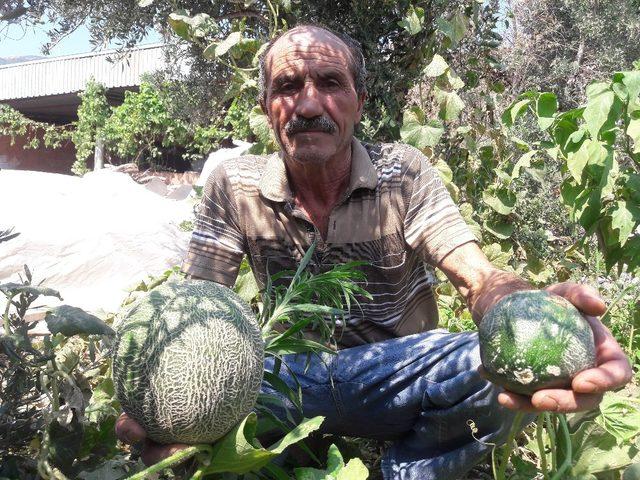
(402, 146, 477, 265)
(181, 163, 245, 286)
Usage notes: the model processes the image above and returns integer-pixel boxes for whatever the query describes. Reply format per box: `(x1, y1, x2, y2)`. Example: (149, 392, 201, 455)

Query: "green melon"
(478, 290, 596, 396)
(112, 279, 264, 444)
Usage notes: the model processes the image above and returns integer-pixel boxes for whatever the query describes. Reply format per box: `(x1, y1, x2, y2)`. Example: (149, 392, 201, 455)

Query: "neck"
(285, 144, 352, 211)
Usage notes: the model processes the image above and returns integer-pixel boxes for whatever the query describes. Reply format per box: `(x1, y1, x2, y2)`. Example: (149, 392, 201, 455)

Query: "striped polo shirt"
(182, 138, 476, 348)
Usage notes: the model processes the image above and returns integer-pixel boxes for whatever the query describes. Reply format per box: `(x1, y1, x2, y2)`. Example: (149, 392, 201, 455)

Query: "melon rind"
(478, 290, 596, 396)
(112, 279, 264, 444)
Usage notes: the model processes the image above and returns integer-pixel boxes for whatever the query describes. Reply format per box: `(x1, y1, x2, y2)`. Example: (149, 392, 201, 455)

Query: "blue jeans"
(262, 330, 520, 479)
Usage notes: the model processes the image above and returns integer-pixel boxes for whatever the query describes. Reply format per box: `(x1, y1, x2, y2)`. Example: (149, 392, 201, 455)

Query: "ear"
(355, 92, 367, 123)
(259, 98, 273, 128)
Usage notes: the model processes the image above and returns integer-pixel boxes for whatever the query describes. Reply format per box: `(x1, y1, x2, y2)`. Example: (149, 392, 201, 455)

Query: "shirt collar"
(259, 137, 378, 203)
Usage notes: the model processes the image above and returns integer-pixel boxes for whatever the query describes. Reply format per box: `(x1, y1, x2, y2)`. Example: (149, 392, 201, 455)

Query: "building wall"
(0, 132, 82, 174)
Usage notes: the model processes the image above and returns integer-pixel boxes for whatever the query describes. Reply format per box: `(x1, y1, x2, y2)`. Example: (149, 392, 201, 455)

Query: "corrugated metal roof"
(0, 43, 166, 101)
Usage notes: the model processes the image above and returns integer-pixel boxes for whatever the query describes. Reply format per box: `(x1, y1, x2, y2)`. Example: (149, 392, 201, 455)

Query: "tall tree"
(502, 0, 640, 107)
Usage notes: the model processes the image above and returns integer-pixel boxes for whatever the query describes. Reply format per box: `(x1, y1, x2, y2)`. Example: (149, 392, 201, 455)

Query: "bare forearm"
(437, 242, 531, 326)
(467, 269, 531, 325)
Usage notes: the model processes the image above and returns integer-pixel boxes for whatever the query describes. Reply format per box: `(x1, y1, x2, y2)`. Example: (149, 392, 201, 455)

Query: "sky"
(0, 21, 162, 58)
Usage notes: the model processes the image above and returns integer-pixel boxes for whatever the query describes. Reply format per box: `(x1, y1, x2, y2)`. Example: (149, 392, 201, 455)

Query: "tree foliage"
(502, 0, 640, 108)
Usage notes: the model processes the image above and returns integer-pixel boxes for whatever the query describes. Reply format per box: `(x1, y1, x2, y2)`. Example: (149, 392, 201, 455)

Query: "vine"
(0, 104, 72, 151)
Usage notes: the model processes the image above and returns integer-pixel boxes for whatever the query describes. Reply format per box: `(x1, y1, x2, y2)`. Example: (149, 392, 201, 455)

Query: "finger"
(545, 282, 606, 316)
(571, 316, 633, 393)
(497, 391, 538, 412)
(141, 440, 189, 466)
(530, 389, 604, 413)
(115, 413, 146, 444)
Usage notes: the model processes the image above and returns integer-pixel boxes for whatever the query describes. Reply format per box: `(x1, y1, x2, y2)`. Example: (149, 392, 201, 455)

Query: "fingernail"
(537, 394, 558, 410)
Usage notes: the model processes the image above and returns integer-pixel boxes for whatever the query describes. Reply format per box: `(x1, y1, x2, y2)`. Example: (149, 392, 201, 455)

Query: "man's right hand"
(115, 413, 189, 465)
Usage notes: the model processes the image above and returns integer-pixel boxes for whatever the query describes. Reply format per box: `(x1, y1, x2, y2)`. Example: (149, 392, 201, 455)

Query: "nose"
(295, 82, 323, 119)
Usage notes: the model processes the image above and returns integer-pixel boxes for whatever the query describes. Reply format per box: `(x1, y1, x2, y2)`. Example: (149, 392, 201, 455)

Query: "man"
(117, 25, 632, 478)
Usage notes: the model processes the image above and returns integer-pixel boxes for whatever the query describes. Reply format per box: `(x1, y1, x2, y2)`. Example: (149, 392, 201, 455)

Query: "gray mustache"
(284, 116, 337, 136)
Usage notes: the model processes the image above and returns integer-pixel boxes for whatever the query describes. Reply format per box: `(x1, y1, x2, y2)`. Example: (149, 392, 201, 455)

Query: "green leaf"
(512, 151, 537, 179)
(167, 12, 194, 40)
(45, 305, 115, 337)
(611, 201, 640, 246)
(399, 107, 444, 150)
(622, 71, 640, 114)
(337, 458, 369, 479)
(502, 99, 531, 127)
(573, 188, 602, 231)
(459, 203, 482, 241)
(234, 260, 260, 303)
(583, 89, 615, 139)
(595, 393, 640, 445)
(481, 243, 513, 270)
(206, 414, 324, 474)
(267, 337, 335, 355)
(423, 54, 448, 77)
(295, 468, 330, 480)
(269, 416, 325, 454)
(202, 42, 217, 59)
(85, 377, 118, 424)
(483, 219, 514, 239)
(536, 92, 557, 130)
(627, 118, 640, 154)
(325, 444, 345, 475)
(434, 87, 465, 121)
(249, 105, 276, 146)
(525, 255, 554, 284)
(434, 158, 459, 202)
(0, 283, 62, 299)
(215, 31, 242, 57)
(444, 69, 465, 90)
(483, 189, 516, 215)
(567, 139, 608, 182)
(569, 421, 639, 475)
(436, 11, 467, 46)
(398, 5, 424, 35)
(295, 444, 369, 479)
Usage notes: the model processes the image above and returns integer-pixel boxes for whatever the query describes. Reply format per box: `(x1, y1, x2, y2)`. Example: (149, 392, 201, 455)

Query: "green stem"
(601, 283, 639, 324)
(495, 410, 525, 480)
(3, 293, 14, 335)
(536, 414, 549, 480)
(545, 413, 557, 472)
(550, 414, 572, 480)
(189, 466, 206, 480)
(125, 445, 213, 480)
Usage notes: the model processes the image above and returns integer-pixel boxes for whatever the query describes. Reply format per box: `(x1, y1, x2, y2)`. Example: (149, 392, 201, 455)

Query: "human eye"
(273, 77, 298, 94)
(321, 76, 341, 88)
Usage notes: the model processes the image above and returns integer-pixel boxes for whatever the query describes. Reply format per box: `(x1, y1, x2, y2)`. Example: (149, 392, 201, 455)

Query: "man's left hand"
(497, 282, 633, 413)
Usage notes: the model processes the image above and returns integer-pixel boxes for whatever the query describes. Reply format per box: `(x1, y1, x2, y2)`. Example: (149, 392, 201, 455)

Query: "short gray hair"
(258, 24, 367, 106)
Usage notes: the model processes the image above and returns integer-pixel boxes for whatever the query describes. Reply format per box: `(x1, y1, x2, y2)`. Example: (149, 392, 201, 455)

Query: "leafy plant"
(0, 266, 121, 479)
(502, 67, 640, 274)
(71, 79, 111, 175)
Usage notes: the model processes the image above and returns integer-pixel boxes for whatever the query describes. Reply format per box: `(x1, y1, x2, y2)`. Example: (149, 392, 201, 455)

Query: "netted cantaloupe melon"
(112, 279, 264, 444)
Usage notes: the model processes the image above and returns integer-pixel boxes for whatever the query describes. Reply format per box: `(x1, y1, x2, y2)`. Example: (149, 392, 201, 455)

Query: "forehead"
(265, 28, 354, 79)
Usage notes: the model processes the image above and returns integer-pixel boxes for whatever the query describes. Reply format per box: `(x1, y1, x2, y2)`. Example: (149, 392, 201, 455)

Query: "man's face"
(262, 28, 365, 166)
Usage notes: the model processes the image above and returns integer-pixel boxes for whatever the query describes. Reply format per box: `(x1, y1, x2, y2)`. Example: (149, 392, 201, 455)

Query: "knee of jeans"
(421, 367, 491, 411)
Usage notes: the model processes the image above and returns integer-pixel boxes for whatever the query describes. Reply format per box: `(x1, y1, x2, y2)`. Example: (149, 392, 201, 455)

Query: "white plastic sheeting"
(196, 140, 253, 187)
(0, 169, 193, 316)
